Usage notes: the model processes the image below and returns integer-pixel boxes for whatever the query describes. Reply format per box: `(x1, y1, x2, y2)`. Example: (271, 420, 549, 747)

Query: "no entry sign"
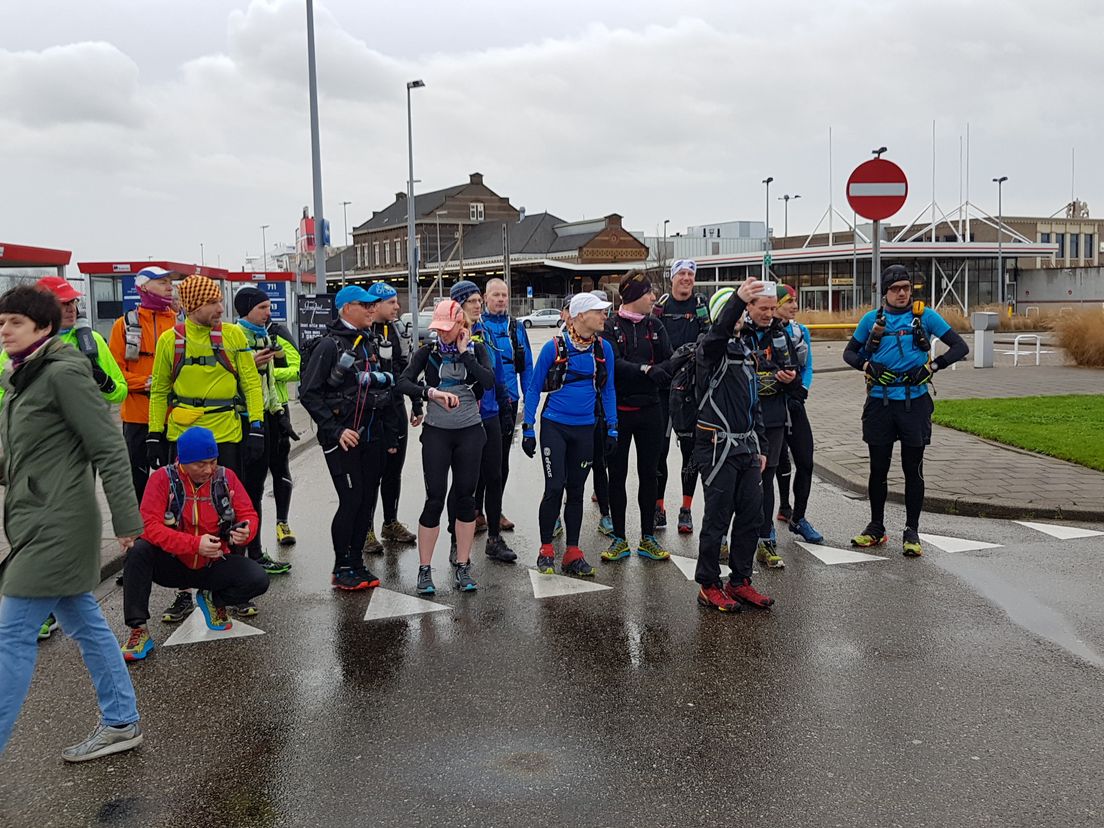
(846, 158, 908, 222)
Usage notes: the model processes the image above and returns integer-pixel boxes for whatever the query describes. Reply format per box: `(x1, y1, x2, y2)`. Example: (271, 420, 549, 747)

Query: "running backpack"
(654, 293, 708, 324)
(163, 465, 235, 534)
(667, 338, 704, 437)
(541, 334, 608, 394)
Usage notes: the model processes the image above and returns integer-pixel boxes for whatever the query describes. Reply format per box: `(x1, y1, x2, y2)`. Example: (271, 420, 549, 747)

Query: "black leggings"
(608, 405, 664, 538)
(591, 420, 610, 516)
(868, 443, 925, 530)
(242, 412, 294, 558)
(450, 416, 503, 537)
(324, 437, 385, 569)
(373, 413, 408, 525)
(782, 404, 814, 522)
(657, 396, 698, 503)
(758, 427, 787, 538)
(420, 424, 485, 528)
(538, 419, 594, 546)
(122, 421, 150, 502)
(776, 443, 791, 512)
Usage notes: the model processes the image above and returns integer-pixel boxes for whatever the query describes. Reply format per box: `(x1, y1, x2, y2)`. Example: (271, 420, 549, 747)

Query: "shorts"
(764, 426, 786, 467)
(861, 392, 934, 447)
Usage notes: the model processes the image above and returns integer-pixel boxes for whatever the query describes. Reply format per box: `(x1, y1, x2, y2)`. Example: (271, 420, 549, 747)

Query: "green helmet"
(708, 287, 736, 323)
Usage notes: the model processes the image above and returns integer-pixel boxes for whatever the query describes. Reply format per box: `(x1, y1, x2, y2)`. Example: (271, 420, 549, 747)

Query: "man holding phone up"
(119, 427, 269, 662)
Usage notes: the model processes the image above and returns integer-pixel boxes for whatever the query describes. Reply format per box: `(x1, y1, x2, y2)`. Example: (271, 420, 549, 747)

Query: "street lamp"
(762, 177, 774, 278)
(993, 176, 1008, 307)
(340, 201, 352, 287)
(778, 194, 801, 246)
(662, 218, 670, 286)
(260, 225, 269, 272)
(200, 243, 205, 267)
(305, 0, 326, 296)
(406, 79, 425, 345)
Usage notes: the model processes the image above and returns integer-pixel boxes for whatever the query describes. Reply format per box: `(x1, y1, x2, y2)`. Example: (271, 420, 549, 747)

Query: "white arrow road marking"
(796, 542, 887, 565)
(919, 533, 1003, 553)
(528, 569, 612, 599)
(1014, 521, 1104, 541)
(163, 609, 265, 647)
(669, 554, 730, 581)
(363, 588, 450, 622)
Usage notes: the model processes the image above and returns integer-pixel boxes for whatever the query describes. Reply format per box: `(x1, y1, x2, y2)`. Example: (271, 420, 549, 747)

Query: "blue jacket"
(472, 322, 512, 420)
(852, 306, 951, 400)
(783, 320, 814, 390)
(525, 335, 617, 430)
(481, 312, 534, 403)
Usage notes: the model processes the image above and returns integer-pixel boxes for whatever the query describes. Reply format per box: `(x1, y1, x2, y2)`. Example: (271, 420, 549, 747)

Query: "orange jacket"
(108, 305, 179, 424)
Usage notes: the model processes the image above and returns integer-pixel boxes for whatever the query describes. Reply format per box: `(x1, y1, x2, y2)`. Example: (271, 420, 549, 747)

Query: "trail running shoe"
(776, 506, 793, 523)
(637, 535, 670, 561)
(536, 555, 556, 575)
(598, 515, 614, 536)
(499, 515, 515, 532)
(417, 565, 436, 595)
(381, 520, 416, 543)
(454, 562, 478, 592)
(654, 507, 667, 530)
(788, 518, 824, 544)
(161, 591, 194, 623)
(332, 567, 372, 591)
(258, 554, 291, 575)
(755, 539, 785, 569)
(677, 508, 693, 535)
(851, 524, 888, 548)
(601, 537, 631, 561)
(195, 590, 232, 631)
(61, 723, 143, 764)
(275, 521, 297, 546)
(38, 614, 58, 641)
(362, 531, 384, 555)
(354, 565, 381, 588)
(903, 527, 924, 558)
(562, 555, 596, 577)
(121, 627, 154, 662)
(230, 601, 258, 618)
(474, 513, 488, 535)
(553, 517, 564, 538)
(725, 578, 775, 609)
(485, 536, 517, 563)
(697, 584, 740, 613)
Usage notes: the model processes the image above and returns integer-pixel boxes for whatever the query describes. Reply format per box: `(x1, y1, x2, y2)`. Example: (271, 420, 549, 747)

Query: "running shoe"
(354, 565, 381, 588)
(195, 590, 232, 631)
(697, 584, 740, 613)
(362, 531, 384, 555)
(454, 562, 478, 592)
(61, 723, 143, 764)
(637, 535, 670, 561)
(755, 539, 785, 569)
(258, 554, 292, 575)
(561, 555, 596, 577)
(332, 567, 372, 591)
(474, 513, 488, 535)
(776, 505, 793, 523)
(121, 627, 154, 662)
(536, 555, 556, 575)
(416, 565, 435, 594)
(485, 536, 517, 563)
(381, 521, 416, 544)
(725, 578, 775, 609)
(275, 521, 296, 546)
(601, 537, 631, 561)
(598, 515, 615, 537)
(553, 517, 564, 538)
(38, 614, 58, 641)
(677, 508, 694, 535)
(851, 524, 888, 548)
(788, 518, 824, 544)
(499, 515, 515, 532)
(654, 507, 667, 530)
(902, 527, 924, 558)
(161, 591, 194, 623)
(229, 601, 258, 618)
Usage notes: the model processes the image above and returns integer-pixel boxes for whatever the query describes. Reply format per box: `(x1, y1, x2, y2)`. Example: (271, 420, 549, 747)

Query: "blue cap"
(177, 426, 218, 464)
(449, 280, 480, 306)
(335, 285, 373, 309)
(365, 282, 398, 303)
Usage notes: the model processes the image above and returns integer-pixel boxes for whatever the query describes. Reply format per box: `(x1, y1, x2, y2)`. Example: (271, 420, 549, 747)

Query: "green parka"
(0, 338, 143, 597)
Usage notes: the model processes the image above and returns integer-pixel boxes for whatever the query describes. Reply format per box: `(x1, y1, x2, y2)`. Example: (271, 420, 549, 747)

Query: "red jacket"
(140, 465, 258, 569)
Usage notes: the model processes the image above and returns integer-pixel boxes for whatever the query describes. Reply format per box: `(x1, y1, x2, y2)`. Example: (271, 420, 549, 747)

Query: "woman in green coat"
(0, 285, 146, 763)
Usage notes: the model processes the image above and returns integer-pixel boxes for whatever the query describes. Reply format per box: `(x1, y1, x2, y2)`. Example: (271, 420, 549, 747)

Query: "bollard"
(972, 311, 998, 368)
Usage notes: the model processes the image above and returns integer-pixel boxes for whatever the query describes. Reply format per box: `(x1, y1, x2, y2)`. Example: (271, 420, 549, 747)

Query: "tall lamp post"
(340, 200, 352, 287)
(406, 79, 425, 345)
(260, 225, 269, 272)
(762, 177, 774, 279)
(305, 0, 326, 296)
(778, 194, 800, 247)
(662, 218, 670, 286)
(993, 176, 1008, 308)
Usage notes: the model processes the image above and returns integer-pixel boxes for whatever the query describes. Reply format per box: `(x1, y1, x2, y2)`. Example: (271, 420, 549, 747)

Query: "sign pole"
(872, 220, 881, 302)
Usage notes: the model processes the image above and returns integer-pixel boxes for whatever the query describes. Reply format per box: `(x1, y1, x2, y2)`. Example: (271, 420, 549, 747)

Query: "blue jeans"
(0, 593, 139, 754)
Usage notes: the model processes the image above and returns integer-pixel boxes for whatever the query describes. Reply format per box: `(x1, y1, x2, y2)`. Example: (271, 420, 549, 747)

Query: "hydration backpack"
(541, 333, 608, 394)
(666, 339, 703, 437)
(163, 465, 235, 534)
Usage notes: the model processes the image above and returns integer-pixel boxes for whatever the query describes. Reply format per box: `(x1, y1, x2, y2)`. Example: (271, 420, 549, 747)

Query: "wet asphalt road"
(2, 427, 1104, 828)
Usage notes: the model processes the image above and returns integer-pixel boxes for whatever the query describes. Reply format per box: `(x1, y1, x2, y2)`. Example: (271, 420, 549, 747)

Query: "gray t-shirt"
(424, 353, 483, 430)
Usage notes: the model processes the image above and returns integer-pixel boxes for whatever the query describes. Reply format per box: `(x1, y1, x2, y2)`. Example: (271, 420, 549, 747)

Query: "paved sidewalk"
(807, 364, 1104, 521)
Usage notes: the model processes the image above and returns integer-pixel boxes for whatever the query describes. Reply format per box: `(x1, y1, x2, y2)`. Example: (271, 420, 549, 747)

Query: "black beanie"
(881, 265, 912, 295)
(234, 287, 268, 318)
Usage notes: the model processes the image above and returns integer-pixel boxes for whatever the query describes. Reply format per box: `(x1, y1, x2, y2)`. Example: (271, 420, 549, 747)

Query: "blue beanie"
(365, 282, 398, 303)
(177, 427, 219, 464)
(449, 280, 480, 306)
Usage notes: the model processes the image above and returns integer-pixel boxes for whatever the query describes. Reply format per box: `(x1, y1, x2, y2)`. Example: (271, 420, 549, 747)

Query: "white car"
(398, 311, 438, 352)
(518, 308, 562, 328)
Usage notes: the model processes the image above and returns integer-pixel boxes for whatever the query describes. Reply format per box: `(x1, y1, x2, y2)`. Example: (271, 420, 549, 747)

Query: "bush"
(800, 304, 1054, 340)
(1055, 309, 1104, 367)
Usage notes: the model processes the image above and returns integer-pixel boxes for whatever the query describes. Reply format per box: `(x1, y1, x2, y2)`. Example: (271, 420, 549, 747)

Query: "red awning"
(0, 242, 72, 269)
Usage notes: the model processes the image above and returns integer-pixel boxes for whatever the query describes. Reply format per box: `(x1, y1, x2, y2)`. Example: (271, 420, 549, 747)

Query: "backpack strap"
(164, 465, 187, 528)
(169, 323, 243, 410)
(653, 294, 670, 317)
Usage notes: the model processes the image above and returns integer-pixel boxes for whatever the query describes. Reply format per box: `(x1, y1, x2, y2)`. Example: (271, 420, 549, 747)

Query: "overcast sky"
(2, 0, 1100, 270)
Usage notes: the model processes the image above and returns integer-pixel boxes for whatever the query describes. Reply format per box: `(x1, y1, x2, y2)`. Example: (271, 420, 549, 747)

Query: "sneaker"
(654, 507, 667, 530)
(332, 567, 372, 591)
(354, 565, 381, 588)
(454, 562, 478, 592)
(597, 515, 615, 536)
(677, 508, 693, 535)
(776, 505, 793, 523)
(755, 539, 785, 569)
(552, 517, 564, 538)
(417, 565, 436, 595)
(536, 546, 556, 574)
(229, 601, 258, 618)
(195, 590, 232, 631)
(161, 591, 194, 623)
(38, 614, 58, 641)
(381, 520, 416, 544)
(121, 627, 154, 662)
(485, 536, 517, 563)
(562, 556, 596, 577)
(697, 584, 740, 612)
(362, 531, 384, 555)
(499, 515, 515, 532)
(474, 513, 488, 535)
(61, 722, 143, 763)
(637, 535, 670, 561)
(275, 521, 296, 546)
(725, 578, 775, 609)
(902, 527, 923, 558)
(788, 518, 824, 544)
(601, 537, 631, 562)
(851, 524, 888, 548)
(258, 554, 292, 575)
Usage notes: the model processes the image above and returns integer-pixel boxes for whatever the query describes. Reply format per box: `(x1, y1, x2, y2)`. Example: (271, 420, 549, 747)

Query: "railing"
(804, 323, 858, 331)
(1013, 334, 1041, 367)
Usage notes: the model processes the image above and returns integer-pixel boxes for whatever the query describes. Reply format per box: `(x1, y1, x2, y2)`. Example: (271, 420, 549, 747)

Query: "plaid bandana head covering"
(178, 275, 223, 313)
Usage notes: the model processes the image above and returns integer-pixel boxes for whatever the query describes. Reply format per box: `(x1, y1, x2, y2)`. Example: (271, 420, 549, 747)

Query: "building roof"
(447, 212, 568, 260)
(1, 242, 72, 268)
(354, 184, 467, 233)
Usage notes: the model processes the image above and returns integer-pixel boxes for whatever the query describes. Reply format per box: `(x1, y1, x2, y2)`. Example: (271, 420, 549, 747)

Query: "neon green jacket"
(0, 328, 126, 407)
(239, 323, 301, 410)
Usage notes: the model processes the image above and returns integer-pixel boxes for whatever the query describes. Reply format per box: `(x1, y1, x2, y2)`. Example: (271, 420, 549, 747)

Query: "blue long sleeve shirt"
(481, 312, 534, 403)
(852, 306, 952, 401)
(525, 334, 617, 430)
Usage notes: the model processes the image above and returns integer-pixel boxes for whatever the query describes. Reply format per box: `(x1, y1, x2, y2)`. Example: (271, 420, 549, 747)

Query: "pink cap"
(428, 300, 464, 332)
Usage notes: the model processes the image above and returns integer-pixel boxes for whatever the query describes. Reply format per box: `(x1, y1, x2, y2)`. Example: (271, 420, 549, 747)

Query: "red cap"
(35, 276, 82, 302)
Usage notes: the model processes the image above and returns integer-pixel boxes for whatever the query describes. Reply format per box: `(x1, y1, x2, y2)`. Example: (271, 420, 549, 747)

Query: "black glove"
(145, 433, 168, 469)
(788, 383, 809, 402)
(521, 425, 536, 458)
(605, 429, 619, 457)
(864, 361, 896, 386)
(907, 363, 935, 386)
(244, 422, 266, 462)
(499, 404, 515, 436)
(90, 362, 115, 394)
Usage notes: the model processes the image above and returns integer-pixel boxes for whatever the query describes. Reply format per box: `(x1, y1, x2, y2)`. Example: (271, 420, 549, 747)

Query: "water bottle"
(74, 316, 98, 358)
(327, 350, 356, 387)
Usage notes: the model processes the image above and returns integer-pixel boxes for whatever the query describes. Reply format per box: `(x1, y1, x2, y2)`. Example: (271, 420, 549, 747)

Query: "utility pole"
(306, 0, 326, 296)
(340, 200, 351, 287)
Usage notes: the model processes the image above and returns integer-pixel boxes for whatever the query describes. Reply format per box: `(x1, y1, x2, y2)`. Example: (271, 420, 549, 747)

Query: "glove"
(499, 404, 516, 436)
(90, 362, 115, 394)
(358, 371, 394, 388)
(605, 429, 619, 457)
(145, 433, 168, 469)
(788, 383, 809, 402)
(522, 425, 536, 458)
(245, 422, 265, 462)
(864, 361, 896, 386)
(907, 364, 935, 386)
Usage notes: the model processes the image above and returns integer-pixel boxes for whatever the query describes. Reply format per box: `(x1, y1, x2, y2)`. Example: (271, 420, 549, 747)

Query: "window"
(1071, 232, 1080, 260)
(384, 242, 391, 266)
(395, 240, 403, 263)
(1055, 233, 1065, 258)
(373, 241, 380, 266)
(469, 202, 485, 222)
(356, 245, 362, 268)
(1086, 234, 1095, 259)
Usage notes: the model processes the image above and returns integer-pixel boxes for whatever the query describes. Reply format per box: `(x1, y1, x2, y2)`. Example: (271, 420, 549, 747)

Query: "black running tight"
(783, 404, 814, 522)
(608, 405, 663, 539)
(867, 443, 925, 530)
(450, 416, 503, 538)
(420, 424, 485, 528)
(323, 438, 385, 569)
(538, 419, 594, 546)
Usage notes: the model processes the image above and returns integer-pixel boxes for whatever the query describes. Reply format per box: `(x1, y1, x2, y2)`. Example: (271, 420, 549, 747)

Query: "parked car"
(518, 308, 562, 328)
(398, 310, 438, 354)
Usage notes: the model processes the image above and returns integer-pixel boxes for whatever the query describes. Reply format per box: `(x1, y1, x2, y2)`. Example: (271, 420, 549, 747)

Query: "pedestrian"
(601, 270, 673, 564)
(120, 426, 268, 661)
(652, 260, 710, 535)
(692, 280, 775, 613)
(842, 265, 969, 556)
(0, 285, 145, 762)
(396, 299, 494, 594)
(522, 292, 618, 577)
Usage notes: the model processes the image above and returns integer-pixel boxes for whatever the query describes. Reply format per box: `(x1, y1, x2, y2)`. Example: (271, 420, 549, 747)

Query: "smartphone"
(758, 280, 777, 297)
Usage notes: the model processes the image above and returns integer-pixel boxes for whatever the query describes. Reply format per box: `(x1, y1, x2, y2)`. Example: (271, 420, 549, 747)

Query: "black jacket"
(654, 293, 709, 351)
(396, 341, 496, 402)
(604, 314, 673, 409)
(738, 320, 804, 429)
(371, 319, 423, 417)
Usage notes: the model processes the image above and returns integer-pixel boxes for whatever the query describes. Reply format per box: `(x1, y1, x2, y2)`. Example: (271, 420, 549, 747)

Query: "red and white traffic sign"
(846, 158, 908, 222)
